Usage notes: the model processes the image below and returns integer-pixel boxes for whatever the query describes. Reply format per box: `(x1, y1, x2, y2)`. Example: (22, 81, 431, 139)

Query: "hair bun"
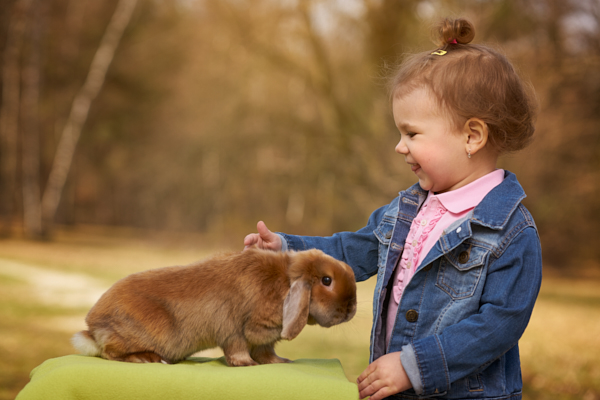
(434, 18, 475, 46)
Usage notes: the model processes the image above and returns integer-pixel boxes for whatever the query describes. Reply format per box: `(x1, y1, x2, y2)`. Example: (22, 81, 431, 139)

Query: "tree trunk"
(21, 0, 43, 238)
(0, 0, 32, 235)
(40, 0, 138, 233)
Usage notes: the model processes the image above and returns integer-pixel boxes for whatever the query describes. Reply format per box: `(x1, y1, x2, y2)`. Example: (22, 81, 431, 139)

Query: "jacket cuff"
(400, 345, 424, 395)
(276, 234, 287, 251)
(278, 233, 309, 252)
(411, 335, 450, 396)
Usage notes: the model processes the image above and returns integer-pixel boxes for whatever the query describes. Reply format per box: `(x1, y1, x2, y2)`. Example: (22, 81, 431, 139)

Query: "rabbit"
(71, 248, 357, 366)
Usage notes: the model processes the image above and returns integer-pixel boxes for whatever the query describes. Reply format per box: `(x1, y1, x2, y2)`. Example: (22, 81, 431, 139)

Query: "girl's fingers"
(357, 371, 372, 390)
(244, 222, 279, 250)
(367, 386, 396, 400)
(256, 221, 274, 240)
(357, 361, 376, 384)
(358, 375, 385, 400)
(357, 363, 380, 398)
(243, 233, 258, 248)
(256, 221, 282, 250)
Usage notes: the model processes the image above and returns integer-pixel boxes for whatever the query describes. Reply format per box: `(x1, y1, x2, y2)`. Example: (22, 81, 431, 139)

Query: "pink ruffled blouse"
(385, 169, 505, 349)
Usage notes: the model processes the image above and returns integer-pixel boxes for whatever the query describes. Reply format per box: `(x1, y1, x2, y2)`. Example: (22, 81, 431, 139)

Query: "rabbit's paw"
(225, 351, 259, 367)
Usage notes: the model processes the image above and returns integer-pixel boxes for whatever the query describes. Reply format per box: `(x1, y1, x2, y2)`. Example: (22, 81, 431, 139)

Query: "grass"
(520, 278, 600, 400)
(1, 226, 599, 400)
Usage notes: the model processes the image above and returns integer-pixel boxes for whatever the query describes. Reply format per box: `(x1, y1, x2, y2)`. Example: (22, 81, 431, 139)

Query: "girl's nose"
(395, 138, 408, 155)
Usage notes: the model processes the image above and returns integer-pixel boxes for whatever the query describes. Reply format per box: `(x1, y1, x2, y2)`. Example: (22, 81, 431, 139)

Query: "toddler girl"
(244, 17, 542, 400)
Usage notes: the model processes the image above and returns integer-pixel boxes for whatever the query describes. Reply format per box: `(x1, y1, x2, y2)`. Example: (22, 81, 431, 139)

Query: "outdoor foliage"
(0, 1, 599, 264)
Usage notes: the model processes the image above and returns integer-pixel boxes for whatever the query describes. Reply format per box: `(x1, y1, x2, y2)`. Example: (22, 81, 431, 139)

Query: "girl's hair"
(388, 18, 537, 154)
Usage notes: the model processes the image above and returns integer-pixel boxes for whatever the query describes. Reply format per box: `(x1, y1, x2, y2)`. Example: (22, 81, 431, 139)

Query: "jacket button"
(458, 251, 470, 263)
(406, 309, 419, 322)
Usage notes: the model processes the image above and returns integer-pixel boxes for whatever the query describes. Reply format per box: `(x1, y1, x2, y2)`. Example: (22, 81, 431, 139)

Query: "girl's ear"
(462, 118, 489, 156)
(281, 279, 311, 340)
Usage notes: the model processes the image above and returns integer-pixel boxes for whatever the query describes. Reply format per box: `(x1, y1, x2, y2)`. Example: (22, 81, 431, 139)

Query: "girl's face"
(393, 87, 471, 193)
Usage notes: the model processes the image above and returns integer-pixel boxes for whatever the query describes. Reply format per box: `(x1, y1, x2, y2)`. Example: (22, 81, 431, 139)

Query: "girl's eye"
(406, 132, 417, 138)
(321, 276, 332, 286)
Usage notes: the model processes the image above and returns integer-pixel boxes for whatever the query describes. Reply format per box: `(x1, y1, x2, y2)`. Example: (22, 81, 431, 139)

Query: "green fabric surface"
(17, 355, 358, 399)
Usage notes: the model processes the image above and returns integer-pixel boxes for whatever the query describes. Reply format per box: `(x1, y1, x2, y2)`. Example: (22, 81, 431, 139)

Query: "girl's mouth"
(409, 163, 420, 172)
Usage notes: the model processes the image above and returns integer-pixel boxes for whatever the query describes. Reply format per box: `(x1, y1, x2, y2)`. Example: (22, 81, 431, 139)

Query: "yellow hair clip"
(431, 49, 447, 56)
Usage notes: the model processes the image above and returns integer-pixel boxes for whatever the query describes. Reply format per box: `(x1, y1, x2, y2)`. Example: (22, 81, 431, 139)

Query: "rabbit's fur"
(72, 248, 356, 366)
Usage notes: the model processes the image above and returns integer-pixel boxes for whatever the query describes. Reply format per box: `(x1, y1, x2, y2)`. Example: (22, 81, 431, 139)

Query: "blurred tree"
(20, 0, 44, 238)
(0, 0, 31, 235)
(41, 0, 138, 234)
(364, 0, 421, 66)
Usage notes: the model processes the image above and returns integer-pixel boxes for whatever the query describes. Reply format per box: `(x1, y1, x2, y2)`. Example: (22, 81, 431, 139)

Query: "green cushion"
(17, 355, 358, 399)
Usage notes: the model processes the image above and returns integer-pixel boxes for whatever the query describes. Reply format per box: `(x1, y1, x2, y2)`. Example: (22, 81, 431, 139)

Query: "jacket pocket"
(436, 243, 488, 300)
(373, 216, 395, 272)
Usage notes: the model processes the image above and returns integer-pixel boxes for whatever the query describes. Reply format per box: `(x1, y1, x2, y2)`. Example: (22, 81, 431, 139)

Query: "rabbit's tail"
(71, 330, 101, 357)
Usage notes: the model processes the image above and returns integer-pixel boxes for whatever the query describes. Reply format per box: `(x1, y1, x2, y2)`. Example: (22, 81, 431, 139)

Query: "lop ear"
(281, 279, 311, 340)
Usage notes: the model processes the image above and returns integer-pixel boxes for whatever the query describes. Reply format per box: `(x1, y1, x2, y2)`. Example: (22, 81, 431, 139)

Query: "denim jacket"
(281, 170, 542, 399)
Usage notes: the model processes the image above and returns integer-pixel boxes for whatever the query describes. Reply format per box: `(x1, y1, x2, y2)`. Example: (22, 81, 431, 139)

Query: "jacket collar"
(401, 170, 526, 231)
(470, 170, 526, 230)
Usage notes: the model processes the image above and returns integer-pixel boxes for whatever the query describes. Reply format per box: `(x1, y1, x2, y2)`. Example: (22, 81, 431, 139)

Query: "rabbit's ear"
(281, 279, 311, 340)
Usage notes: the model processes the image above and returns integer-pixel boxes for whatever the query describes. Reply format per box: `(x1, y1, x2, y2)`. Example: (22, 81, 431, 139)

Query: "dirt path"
(0, 258, 109, 308)
(0, 258, 111, 333)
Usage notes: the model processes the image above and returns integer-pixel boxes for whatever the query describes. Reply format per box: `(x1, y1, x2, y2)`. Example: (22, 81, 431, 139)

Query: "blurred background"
(0, 0, 599, 399)
(0, 0, 597, 264)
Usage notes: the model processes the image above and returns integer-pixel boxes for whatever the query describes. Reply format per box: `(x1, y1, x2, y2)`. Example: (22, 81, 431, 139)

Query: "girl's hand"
(357, 352, 412, 400)
(243, 221, 282, 251)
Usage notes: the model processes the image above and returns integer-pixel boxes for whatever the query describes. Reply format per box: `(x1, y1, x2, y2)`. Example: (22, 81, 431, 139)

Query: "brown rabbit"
(71, 248, 357, 366)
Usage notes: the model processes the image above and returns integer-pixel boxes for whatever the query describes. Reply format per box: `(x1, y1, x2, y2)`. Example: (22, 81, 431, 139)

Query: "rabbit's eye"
(321, 276, 332, 286)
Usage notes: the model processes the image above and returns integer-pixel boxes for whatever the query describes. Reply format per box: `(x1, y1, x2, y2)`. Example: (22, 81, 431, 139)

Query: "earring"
(467, 148, 472, 159)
